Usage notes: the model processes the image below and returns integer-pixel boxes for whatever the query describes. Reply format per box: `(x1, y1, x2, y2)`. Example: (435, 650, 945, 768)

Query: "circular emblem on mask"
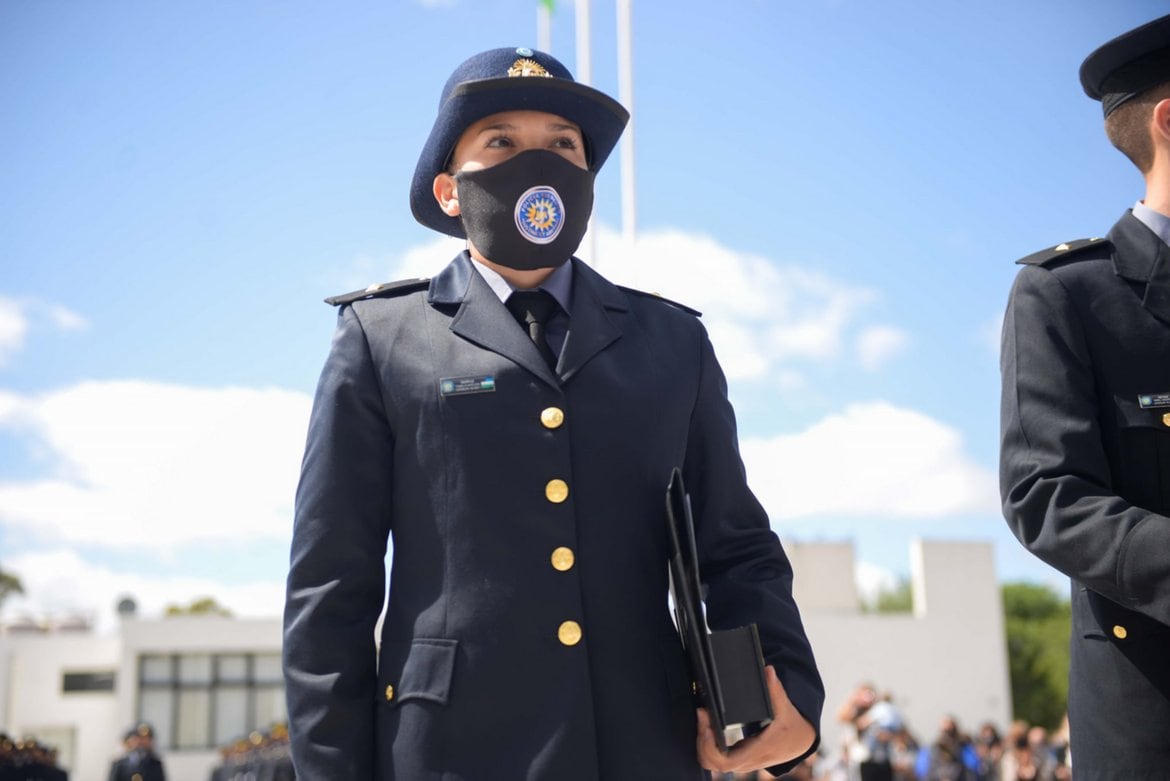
(514, 186, 565, 244)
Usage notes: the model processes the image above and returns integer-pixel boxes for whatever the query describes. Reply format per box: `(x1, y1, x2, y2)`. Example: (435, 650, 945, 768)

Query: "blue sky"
(1, 0, 1164, 627)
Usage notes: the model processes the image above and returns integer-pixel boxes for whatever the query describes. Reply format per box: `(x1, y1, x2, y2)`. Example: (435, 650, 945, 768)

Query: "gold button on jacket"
(541, 407, 565, 429)
(558, 620, 582, 646)
(551, 546, 575, 571)
(385, 684, 395, 701)
(545, 478, 569, 503)
(1162, 412, 1170, 428)
(1112, 625, 1128, 640)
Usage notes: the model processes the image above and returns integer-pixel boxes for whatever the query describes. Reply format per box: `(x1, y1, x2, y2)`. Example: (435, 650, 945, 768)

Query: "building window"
(137, 653, 286, 751)
(62, 671, 116, 693)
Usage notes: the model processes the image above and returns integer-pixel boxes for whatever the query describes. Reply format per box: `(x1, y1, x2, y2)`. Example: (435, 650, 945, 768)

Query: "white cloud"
(0, 296, 28, 366)
(857, 325, 909, 371)
(341, 234, 464, 293)
(980, 312, 1004, 354)
(0, 296, 88, 366)
(1, 549, 285, 632)
(47, 304, 89, 332)
(0, 380, 311, 551)
(741, 401, 998, 521)
(375, 226, 882, 381)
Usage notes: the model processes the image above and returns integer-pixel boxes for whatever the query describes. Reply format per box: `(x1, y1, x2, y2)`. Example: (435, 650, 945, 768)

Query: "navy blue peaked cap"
(410, 47, 629, 238)
(1081, 14, 1170, 117)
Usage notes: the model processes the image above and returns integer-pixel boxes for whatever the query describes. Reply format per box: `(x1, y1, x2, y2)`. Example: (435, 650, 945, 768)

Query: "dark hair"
(1105, 81, 1170, 172)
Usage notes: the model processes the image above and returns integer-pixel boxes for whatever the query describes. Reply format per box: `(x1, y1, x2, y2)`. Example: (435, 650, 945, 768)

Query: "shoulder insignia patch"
(1016, 237, 1110, 267)
(324, 278, 431, 307)
(616, 285, 702, 317)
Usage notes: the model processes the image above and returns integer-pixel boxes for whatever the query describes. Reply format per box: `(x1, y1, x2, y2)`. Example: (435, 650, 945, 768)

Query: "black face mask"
(456, 149, 595, 271)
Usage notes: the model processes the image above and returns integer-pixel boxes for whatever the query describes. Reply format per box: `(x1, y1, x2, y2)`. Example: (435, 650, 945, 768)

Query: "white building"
(0, 538, 1011, 780)
(0, 615, 283, 781)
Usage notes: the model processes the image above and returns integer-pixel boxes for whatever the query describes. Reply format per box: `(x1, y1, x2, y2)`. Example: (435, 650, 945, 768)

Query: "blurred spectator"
(0, 733, 68, 780)
(919, 715, 977, 781)
(209, 724, 293, 781)
(973, 722, 1004, 781)
(888, 728, 919, 781)
(837, 683, 901, 781)
(108, 722, 166, 781)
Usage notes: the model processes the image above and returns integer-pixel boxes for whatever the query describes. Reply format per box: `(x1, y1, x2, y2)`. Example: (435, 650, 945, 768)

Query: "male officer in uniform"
(283, 47, 822, 780)
(107, 723, 166, 781)
(1000, 14, 1170, 776)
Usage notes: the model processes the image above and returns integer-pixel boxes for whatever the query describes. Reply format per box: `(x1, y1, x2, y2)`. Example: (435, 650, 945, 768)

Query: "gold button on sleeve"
(385, 684, 395, 701)
(1162, 412, 1170, 428)
(1113, 625, 1128, 640)
(558, 620, 582, 646)
(541, 407, 565, 429)
(551, 546, 575, 571)
(545, 479, 569, 503)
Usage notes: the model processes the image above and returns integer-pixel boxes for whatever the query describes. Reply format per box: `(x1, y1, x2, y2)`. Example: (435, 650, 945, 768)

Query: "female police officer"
(283, 47, 823, 780)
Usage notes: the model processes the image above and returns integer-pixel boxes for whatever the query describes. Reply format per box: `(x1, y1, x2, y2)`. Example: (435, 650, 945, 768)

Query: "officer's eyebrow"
(475, 121, 519, 135)
(473, 120, 581, 136)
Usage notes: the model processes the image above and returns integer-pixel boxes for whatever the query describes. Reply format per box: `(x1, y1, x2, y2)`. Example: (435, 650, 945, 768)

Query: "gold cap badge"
(508, 58, 552, 78)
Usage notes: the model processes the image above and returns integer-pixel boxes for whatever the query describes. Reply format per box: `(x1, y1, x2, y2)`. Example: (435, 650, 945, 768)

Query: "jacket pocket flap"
(384, 638, 457, 706)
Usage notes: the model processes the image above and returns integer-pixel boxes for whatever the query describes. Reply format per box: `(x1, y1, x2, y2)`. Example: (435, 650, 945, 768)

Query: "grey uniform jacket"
(283, 252, 823, 781)
(1000, 211, 1170, 776)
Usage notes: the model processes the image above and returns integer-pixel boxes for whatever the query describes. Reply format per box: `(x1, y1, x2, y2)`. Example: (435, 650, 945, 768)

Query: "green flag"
(539, 0, 555, 12)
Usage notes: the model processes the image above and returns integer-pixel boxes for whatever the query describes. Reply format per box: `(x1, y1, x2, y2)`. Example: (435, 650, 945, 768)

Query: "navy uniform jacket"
(283, 252, 823, 780)
(108, 753, 165, 781)
(1000, 212, 1170, 775)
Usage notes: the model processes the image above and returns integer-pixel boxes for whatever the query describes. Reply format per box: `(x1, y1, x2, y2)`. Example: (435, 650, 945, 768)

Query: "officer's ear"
(433, 172, 460, 217)
(1153, 98, 1170, 143)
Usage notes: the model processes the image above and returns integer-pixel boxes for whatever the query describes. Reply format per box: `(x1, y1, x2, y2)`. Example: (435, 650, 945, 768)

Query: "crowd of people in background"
(810, 683, 1071, 781)
(715, 683, 1072, 781)
(3, 695, 1074, 781)
(208, 724, 293, 781)
(0, 734, 67, 780)
(0, 722, 294, 781)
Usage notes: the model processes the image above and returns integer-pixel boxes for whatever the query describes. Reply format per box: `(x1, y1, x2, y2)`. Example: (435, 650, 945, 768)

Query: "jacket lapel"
(1110, 211, 1170, 325)
(430, 253, 561, 390)
(559, 258, 626, 383)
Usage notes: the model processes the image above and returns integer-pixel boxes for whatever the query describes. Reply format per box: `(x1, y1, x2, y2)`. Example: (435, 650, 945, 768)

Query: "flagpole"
(537, 2, 551, 52)
(575, 0, 598, 268)
(616, 0, 636, 246)
(575, 0, 592, 84)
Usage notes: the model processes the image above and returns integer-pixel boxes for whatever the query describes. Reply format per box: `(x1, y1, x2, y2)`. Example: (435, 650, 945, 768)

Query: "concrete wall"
(788, 538, 1012, 751)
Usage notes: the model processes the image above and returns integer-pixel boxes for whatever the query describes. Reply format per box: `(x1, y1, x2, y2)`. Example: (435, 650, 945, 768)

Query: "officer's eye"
(552, 136, 580, 150)
(485, 134, 514, 149)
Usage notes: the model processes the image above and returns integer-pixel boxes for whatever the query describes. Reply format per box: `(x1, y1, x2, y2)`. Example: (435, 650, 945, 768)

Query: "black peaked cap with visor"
(1080, 14, 1170, 117)
(410, 47, 630, 238)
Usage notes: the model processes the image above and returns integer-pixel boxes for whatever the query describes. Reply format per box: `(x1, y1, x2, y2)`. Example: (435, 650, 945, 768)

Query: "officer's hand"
(695, 665, 816, 777)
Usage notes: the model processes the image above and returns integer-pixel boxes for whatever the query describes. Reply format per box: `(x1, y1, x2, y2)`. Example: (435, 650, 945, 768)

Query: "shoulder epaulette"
(616, 285, 702, 317)
(1016, 237, 1110, 267)
(324, 278, 431, 306)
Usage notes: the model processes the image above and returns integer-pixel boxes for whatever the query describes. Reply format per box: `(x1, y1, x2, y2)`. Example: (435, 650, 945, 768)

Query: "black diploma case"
(665, 467, 773, 749)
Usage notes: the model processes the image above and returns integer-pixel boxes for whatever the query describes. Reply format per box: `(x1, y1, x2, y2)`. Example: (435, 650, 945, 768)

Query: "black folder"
(665, 467, 773, 749)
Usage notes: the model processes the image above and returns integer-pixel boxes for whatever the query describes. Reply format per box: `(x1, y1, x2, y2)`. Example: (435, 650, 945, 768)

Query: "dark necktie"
(506, 289, 560, 370)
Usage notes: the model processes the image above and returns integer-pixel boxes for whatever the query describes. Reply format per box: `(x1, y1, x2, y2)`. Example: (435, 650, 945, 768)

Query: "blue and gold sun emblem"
(514, 186, 565, 244)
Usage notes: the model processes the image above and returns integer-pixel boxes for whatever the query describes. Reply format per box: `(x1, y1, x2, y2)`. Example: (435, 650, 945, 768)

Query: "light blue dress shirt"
(470, 258, 572, 357)
(1132, 201, 1170, 247)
